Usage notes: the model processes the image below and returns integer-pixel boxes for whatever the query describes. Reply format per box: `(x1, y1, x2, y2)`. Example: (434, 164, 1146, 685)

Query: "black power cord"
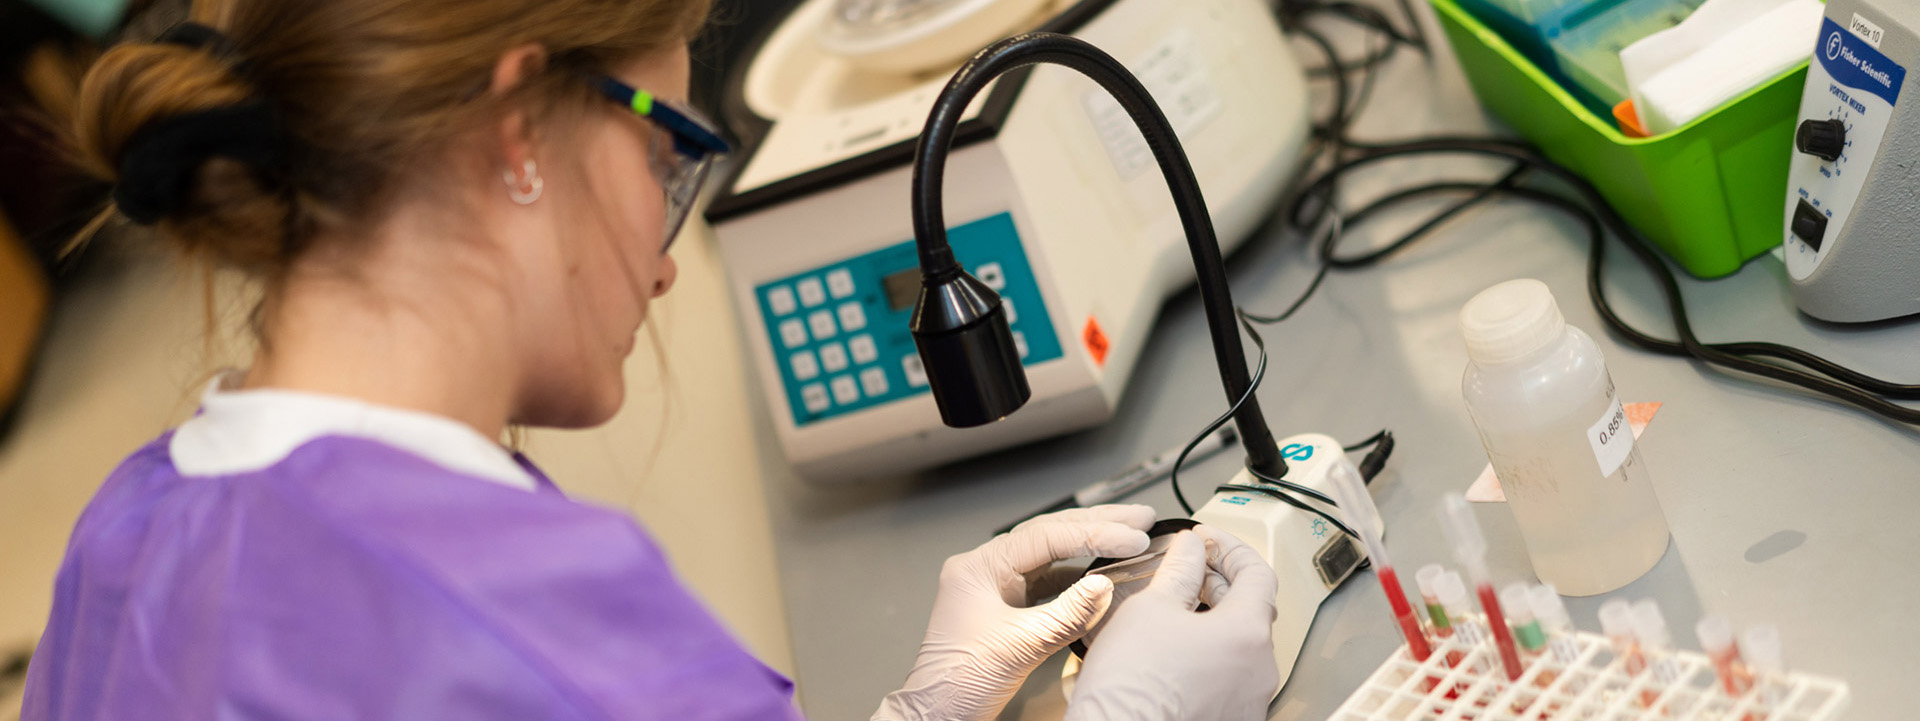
(1297, 138, 1920, 425)
(1165, 0, 1919, 549)
(1163, 0, 1419, 527)
(1261, 1, 1918, 426)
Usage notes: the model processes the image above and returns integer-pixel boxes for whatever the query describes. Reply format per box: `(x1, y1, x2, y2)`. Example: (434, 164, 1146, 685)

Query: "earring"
(504, 159, 543, 205)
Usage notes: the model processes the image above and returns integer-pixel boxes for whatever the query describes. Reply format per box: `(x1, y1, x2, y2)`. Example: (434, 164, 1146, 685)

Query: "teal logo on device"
(1281, 443, 1315, 461)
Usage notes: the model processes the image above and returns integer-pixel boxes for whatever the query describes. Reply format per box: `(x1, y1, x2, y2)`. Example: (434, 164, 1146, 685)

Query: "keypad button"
(767, 286, 797, 316)
(976, 262, 1006, 290)
(790, 351, 819, 381)
(802, 383, 830, 412)
(779, 319, 808, 349)
(849, 335, 879, 364)
(808, 310, 837, 340)
(819, 343, 849, 373)
(860, 367, 889, 396)
(831, 376, 860, 404)
(1013, 331, 1029, 359)
(798, 278, 827, 307)
(826, 269, 856, 299)
(903, 355, 929, 387)
(1001, 298, 1017, 324)
(837, 303, 867, 332)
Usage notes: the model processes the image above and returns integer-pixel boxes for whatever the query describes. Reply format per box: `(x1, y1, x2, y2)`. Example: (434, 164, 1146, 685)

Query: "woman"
(26, 1, 1282, 719)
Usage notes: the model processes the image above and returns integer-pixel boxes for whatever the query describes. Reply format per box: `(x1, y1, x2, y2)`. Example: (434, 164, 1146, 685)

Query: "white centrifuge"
(705, 0, 1310, 482)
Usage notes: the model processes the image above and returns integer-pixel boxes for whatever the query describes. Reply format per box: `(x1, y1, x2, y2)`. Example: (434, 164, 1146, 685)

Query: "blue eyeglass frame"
(591, 75, 732, 251)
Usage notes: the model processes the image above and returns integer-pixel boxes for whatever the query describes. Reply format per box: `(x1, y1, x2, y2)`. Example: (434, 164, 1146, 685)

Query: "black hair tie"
(113, 22, 285, 225)
(114, 103, 284, 225)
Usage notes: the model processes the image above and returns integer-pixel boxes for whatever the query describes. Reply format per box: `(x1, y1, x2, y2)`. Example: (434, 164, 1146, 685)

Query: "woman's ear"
(488, 43, 549, 174)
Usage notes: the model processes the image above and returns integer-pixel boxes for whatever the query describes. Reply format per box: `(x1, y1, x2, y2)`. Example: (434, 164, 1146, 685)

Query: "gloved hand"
(872, 505, 1157, 721)
(1065, 525, 1280, 721)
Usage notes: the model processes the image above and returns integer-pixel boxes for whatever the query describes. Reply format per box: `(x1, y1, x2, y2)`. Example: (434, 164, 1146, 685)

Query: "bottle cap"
(1416, 564, 1446, 599)
(1460, 279, 1567, 365)
(1695, 614, 1736, 654)
(1740, 624, 1784, 673)
(1437, 570, 1473, 617)
(1599, 599, 1636, 641)
(1499, 582, 1535, 623)
(1630, 599, 1672, 650)
(1527, 584, 1572, 632)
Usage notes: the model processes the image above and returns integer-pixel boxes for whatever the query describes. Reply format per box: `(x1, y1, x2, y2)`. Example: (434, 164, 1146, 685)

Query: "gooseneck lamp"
(907, 32, 1289, 479)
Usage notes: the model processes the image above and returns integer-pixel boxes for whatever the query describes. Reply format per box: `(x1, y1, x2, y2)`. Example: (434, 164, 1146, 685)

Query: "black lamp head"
(909, 268, 1030, 428)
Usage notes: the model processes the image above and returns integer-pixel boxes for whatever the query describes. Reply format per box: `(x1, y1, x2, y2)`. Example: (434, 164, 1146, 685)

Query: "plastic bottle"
(1458, 279, 1669, 596)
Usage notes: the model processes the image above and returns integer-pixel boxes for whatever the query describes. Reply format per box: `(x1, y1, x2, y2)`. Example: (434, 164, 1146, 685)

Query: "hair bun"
(75, 23, 295, 270)
(113, 101, 284, 225)
(109, 23, 284, 225)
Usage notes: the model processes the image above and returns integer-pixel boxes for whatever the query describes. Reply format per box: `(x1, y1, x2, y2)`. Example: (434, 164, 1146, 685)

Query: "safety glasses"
(592, 75, 732, 253)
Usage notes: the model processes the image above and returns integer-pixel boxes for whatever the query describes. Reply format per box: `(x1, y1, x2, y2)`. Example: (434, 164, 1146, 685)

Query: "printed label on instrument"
(1587, 395, 1634, 478)
(1786, 18, 1908, 280)
(1850, 13, 1884, 48)
(1083, 28, 1223, 180)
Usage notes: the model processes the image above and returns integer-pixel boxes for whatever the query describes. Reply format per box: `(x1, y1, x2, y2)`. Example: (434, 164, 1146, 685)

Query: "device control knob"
(1795, 118, 1846, 161)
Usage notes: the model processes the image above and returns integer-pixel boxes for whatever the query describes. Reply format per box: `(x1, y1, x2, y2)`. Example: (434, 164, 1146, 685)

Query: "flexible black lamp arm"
(908, 31, 1287, 477)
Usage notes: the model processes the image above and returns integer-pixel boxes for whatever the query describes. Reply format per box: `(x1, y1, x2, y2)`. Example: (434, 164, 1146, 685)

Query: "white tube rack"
(1330, 631, 1849, 721)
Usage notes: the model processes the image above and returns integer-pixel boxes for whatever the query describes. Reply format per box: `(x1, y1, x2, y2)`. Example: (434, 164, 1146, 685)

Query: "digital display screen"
(883, 268, 922, 312)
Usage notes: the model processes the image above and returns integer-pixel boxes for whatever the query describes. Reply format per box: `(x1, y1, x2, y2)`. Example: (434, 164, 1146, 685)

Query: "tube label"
(1587, 393, 1634, 478)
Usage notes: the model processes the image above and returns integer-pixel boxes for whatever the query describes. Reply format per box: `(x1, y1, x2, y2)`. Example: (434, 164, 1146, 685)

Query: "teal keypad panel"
(755, 212, 1061, 426)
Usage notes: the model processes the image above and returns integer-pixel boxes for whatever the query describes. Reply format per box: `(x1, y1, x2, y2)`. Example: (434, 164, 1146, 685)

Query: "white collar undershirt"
(168, 372, 537, 491)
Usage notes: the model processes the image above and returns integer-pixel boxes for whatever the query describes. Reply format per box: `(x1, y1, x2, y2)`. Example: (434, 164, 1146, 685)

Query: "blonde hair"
(73, 0, 711, 275)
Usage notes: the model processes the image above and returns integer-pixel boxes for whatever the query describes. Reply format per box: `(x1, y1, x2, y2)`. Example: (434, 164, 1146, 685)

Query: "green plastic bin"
(1431, 0, 1807, 278)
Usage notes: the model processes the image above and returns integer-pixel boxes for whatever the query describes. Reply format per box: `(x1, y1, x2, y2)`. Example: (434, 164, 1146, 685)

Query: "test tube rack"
(1331, 630, 1850, 721)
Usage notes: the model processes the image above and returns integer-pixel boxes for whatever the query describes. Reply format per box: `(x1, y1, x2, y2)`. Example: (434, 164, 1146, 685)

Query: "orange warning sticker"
(1083, 317, 1110, 366)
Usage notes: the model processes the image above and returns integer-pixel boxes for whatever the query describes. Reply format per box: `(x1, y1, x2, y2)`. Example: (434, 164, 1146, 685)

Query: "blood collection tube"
(1527, 585, 1580, 666)
(1599, 599, 1644, 674)
(1696, 615, 1754, 697)
(1437, 571, 1485, 671)
(1502, 582, 1546, 655)
(1325, 460, 1432, 662)
(1740, 624, 1785, 716)
(1439, 494, 1524, 681)
(1526, 584, 1581, 694)
(1629, 600, 1681, 708)
(1418, 564, 1452, 636)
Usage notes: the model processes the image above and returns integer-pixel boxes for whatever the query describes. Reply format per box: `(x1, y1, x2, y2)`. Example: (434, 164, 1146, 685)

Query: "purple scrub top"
(22, 433, 804, 721)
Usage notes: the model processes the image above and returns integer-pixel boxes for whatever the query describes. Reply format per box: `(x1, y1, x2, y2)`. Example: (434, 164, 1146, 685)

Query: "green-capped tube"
(1500, 582, 1547, 652)
(1417, 564, 1452, 632)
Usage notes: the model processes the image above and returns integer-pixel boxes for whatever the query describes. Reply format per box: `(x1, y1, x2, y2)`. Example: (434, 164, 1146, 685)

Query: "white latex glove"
(872, 505, 1157, 721)
(1065, 525, 1280, 721)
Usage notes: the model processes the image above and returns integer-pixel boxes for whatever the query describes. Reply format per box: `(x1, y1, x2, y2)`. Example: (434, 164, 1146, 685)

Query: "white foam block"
(1634, 0, 1824, 134)
(1620, 0, 1794, 100)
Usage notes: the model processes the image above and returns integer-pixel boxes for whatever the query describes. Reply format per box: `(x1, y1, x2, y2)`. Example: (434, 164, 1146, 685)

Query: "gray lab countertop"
(742, 14, 1920, 721)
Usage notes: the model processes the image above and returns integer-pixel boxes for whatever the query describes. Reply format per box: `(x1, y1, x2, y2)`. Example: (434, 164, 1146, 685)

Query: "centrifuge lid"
(704, 0, 1119, 223)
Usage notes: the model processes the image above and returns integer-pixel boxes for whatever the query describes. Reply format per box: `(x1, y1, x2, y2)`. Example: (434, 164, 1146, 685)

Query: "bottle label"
(1587, 394, 1634, 478)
